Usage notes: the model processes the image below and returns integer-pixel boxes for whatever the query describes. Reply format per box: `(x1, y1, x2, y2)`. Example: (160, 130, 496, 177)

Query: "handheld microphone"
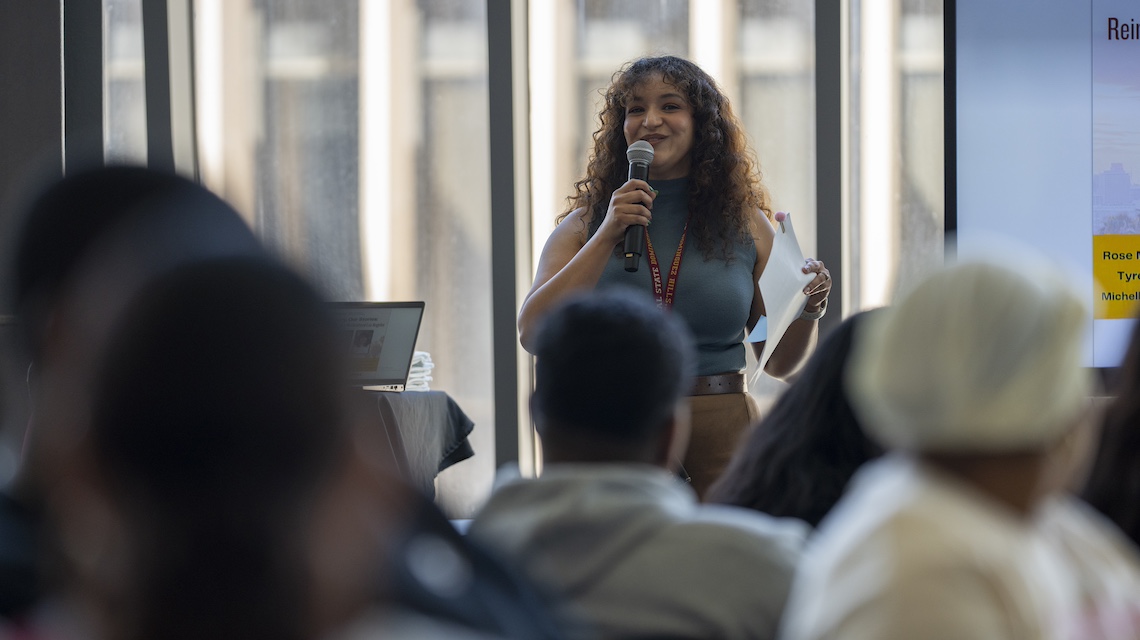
(624, 140, 654, 272)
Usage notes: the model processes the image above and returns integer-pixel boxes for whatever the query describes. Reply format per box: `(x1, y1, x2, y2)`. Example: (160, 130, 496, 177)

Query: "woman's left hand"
(802, 259, 831, 309)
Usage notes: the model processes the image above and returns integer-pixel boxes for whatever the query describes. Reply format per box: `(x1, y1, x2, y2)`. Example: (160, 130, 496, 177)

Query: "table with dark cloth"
(358, 390, 475, 499)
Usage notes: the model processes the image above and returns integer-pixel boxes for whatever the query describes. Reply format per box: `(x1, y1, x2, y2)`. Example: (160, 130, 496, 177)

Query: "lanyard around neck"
(645, 219, 689, 309)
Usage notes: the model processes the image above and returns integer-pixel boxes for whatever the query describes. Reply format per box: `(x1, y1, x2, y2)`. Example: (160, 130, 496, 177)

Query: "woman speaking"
(518, 55, 831, 498)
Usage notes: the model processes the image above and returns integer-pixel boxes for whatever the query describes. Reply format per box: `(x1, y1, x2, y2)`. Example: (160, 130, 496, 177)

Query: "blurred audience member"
(470, 290, 806, 640)
(4, 166, 565, 638)
(1054, 315, 1140, 635)
(8, 164, 264, 500)
(0, 165, 264, 619)
(378, 488, 567, 639)
(707, 311, 883, 527)
(779, 256, 1103, 639)
(24, 258, 404, 638)
(50, 258, 378, 639)
(32, 258, 530, 639)
(1034, 495, 1140, 637)
(1083, 319, 1140, 549)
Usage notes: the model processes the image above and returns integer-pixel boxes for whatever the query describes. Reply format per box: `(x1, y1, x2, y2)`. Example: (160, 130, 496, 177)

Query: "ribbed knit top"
(595, 177, 757, 376)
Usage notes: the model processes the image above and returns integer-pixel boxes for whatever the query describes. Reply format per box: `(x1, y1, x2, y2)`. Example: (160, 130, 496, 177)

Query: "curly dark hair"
(706, 311, 884, 527)
(562, 55, 773, 262)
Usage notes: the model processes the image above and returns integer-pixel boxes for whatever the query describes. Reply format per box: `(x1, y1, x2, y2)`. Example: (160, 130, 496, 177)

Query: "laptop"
(329, 301, 425, 391)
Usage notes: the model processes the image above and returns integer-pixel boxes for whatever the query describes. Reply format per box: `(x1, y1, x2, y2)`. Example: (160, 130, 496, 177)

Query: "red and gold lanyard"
(645, 220, 689, 309)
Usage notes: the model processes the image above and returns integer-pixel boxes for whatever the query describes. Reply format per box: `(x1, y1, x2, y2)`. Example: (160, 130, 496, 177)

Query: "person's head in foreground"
(531, 288, 696, 467)
(476, 290, 805, 640)
(0, 165, 264, 620)
(9, 164, 261, 366)
(847, 256, 1093, 504)
(7, 164, 264, 504)
(45, 258, 404, 640)
(778, 253, 1098, 640)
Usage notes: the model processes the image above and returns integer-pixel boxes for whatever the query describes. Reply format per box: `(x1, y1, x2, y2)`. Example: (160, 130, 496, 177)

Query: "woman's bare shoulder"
(555, 206, 593, 245)
(749, 209, 775, 248)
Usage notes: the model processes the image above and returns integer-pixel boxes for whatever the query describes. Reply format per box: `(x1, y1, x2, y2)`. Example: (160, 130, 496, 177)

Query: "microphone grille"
(627, 140, 655, 165)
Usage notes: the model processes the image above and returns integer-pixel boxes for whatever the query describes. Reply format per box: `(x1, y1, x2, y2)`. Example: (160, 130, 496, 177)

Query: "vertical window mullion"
(64, 0, 105, 169)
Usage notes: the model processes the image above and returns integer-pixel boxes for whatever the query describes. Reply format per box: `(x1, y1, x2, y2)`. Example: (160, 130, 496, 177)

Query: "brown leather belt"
(690, 373, 746, 396)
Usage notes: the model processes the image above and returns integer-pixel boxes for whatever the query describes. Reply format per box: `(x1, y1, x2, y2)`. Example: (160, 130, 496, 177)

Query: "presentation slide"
(333, 306, 422, 382)
(956, 0, 1139, 367)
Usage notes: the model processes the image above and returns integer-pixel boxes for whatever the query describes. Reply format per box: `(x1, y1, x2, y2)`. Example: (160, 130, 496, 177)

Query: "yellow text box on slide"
(1094, 235, 1140, 319)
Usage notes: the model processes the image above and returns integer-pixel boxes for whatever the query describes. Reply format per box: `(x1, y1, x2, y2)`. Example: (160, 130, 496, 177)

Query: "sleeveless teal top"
(595, 177, 757, 376)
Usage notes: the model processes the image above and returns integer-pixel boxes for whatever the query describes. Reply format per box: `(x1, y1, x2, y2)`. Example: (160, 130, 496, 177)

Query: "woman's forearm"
(762, 314, 819, 380)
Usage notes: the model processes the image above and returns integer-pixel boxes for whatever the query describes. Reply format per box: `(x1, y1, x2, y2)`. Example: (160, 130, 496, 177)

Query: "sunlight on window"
(104, 0, 147, 163)
(192, 0, 494, 518)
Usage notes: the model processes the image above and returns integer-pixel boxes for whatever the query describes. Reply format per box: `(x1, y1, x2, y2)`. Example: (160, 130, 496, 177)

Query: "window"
(105, 0, 147, 163)
(848, 0, 944, 309)
(737, 1, 816, 257)
(193, 0, 493, 517)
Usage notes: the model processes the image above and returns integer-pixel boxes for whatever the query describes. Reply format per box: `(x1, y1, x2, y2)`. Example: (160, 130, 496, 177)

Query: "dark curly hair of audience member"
(706, 311, 883, 527)
(562, 55, 772, 262)
(1081, 318, 1140, 548)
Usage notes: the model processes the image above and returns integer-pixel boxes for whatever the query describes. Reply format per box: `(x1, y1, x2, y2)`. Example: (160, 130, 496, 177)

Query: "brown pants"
(681, 392, 761, 501)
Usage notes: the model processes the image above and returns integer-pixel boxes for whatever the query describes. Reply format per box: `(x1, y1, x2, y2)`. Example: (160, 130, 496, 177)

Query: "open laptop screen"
(329, 301, 425, 390)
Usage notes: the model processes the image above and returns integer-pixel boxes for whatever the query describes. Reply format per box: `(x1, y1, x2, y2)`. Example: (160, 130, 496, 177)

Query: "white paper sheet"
(746, 213, 816, 375)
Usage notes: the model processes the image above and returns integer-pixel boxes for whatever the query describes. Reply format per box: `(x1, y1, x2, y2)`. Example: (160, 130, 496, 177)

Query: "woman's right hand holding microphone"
(597, 179, 656, 246)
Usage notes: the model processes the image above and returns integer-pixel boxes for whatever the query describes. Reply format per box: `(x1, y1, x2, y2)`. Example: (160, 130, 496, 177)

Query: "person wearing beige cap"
(778, 255, 1135, 640)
